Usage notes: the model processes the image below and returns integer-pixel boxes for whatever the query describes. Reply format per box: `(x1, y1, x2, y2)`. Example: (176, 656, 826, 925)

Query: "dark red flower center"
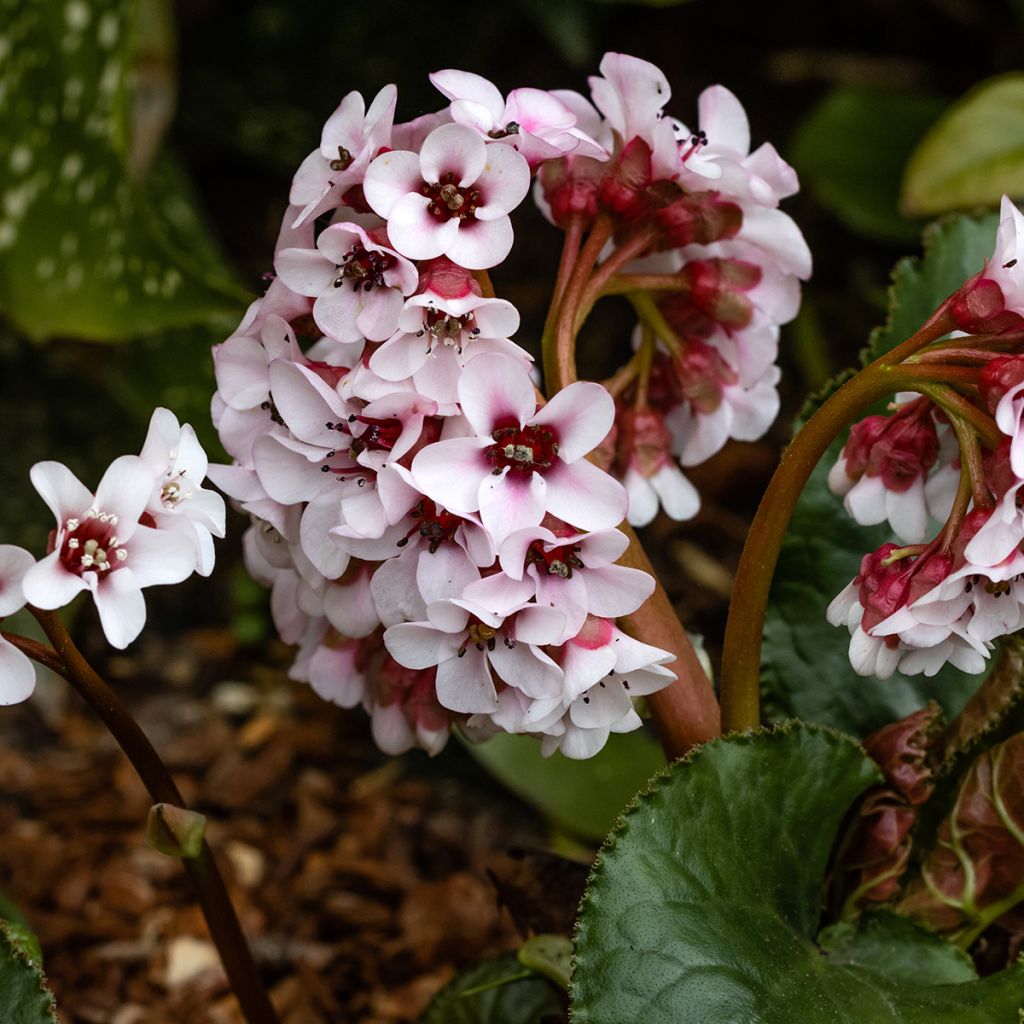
(397, 498, 462, 553)
(59, 511, 126, 577)
(486, 424, 560, 475)
(422, 172, 481, 223)
(525, 540, 584, 579)
(334, 244, 396, 293)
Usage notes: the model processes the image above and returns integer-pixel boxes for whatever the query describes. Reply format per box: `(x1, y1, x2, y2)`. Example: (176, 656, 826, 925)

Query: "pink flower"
(22, 458, 196, 649)
(384, 597, 565, 714)
(369, 290, 528, 407)
(462, 522, 654, 642)
(430, 69, 605, 167)
(363, 123, 531, 269)
(138, 409, 226, 576)
(949, 196, 1024, 333)
(0, 545, 37, 705)
(289, 85, 398, 226)
(588, 52, 671, 146)
(411, 354, 627, 544)
(275, 222, 418, 345)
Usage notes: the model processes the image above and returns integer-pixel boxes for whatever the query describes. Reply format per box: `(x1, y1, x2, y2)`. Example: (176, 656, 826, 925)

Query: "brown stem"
(618, 524, 721, 756)
(2, 631, 66, 674)
(27, 608, 279, 1024)
(574, 228, 658, 330)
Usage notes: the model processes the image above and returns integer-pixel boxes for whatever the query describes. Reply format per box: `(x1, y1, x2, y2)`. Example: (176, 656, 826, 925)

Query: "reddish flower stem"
(574, 228, 658, 330)
(25, 608, 279, 1024)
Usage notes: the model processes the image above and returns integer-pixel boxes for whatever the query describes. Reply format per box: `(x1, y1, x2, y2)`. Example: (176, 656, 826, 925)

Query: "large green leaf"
(571, 724, 1024, 1024)
(464, 728, 664, 843)
(0, 0, 248, 341)
(419, 953, 564, 1024)
(764, 214, 1000, 737)
(791, 88, 946, 243)
(0, 920, 58, 1024)
(903, 74, 1024, 217)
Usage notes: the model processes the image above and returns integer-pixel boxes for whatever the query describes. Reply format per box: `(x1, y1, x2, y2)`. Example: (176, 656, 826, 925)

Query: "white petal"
(0, 637, 36, 705)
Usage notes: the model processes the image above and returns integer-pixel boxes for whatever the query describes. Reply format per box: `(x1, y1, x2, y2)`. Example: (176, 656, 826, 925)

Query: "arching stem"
(25, 608, 279, 1024)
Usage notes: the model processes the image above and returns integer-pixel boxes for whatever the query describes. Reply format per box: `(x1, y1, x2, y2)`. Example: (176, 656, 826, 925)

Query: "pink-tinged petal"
(385, 622, 452, 669)
(570, 682, 632, 729)
(420, 123, 488, 185)
(214, 336, 270, 410)
(514, 604, 567, 646)
(416, 543, 481, 606)
(479, 472, 547, 545)
(590, 52, 670, 141)
(462, 571, 534, 617)
(22, 552, 88, 609)
(371, 550, 425, 627)
(698, 85, 750, 155)
(124, 525, 194, 587)
(582, 565, 654, 618)
(412, 348, 462, 406)
(138, 407, 181, 470)
(468, 297, 520, 339)
(252, 437, 323, 506)
(506, 88, 575, 133)
(371, 703, 415, 755)
(412, 437, 490, 513)
(885, 479, 928, 544)
(300, 493, 350, 579)
(425, 599, 472, 633)
(448, 97, 499, 134)
(457, 352, 537, 436)
(431, 70, 505, 122)
(356, 288, 405, 342)
(444, 216, 514, 271)
(532, 380, 614, 463)
(844, 475, 888, 528)
(92, 569, 147, 649)
(386, 192, 457, 261)
(965, 517, 1022, 566)
(576, 528, 628, 566)
(650, 463, 699, 521)
(489, 640, 562, 699)
(545, 459, 628, 532)
(274, 247, 335, 297)
(0, 637, 35, 705)
(472, 142, 531, 217)
(562, 641, 617, 700)
(533, 572, 588, 639)
(363, 150, 424, 218)
(324, 578, 380, 639)
(370, 334, 431, 382)
(30, 461, 92, 523)
(435, 646, 497, 713)
(624, 468, 658, 527)
(611, 628, 673, 674)
(0, 545, 35, 616)
(497, 526, 556, 581)
(737, 206, 812, 279)
(93, 455, 155, 534)
(289, 148, 332, 208)
(312, 285, 363, 344)
(269, 360, 348, 447)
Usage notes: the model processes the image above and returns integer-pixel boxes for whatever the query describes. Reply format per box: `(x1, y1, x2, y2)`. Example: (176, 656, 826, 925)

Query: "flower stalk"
(24, 607, 279, 1024)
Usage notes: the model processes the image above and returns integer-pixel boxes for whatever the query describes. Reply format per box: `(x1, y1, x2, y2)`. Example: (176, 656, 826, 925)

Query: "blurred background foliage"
(4, 0, 1024, 837)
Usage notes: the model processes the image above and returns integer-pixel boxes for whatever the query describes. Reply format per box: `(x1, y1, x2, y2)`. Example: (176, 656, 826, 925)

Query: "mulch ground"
(0, 627, 558, 1024)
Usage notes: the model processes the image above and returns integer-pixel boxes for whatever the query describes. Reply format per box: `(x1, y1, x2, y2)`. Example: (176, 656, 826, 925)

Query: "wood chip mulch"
(0, 630, 553, 1024)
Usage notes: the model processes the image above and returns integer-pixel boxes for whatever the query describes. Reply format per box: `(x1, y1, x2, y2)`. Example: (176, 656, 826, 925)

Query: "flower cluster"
(0, 409, 224, 704)
(205, 56, 777, 758)
(536, 54, 810, 524)
(829, 197, 1024, 680)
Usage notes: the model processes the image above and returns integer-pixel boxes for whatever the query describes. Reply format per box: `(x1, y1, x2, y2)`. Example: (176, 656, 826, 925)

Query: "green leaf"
(817, 911, 977, 986)
(791, 87, 947, 243)
(518, 935, 573, 990)
(419, 953, 564, 1024)
(0, 0, 249, 341)
(903, 74, 1024, 217)
(764, 214, 1000, 737)
(146, 803, 207, 859)
(0, 920, 58, 1024)
(463, 728, 665, 843)
(571, 724, 1024, 1024)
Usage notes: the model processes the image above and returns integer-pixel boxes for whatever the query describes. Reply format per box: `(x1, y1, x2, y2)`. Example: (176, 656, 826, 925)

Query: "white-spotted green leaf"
(0, 0, 249, 341)
(571, 724, 1024, 1024)
(903, 74, 1024, 216)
